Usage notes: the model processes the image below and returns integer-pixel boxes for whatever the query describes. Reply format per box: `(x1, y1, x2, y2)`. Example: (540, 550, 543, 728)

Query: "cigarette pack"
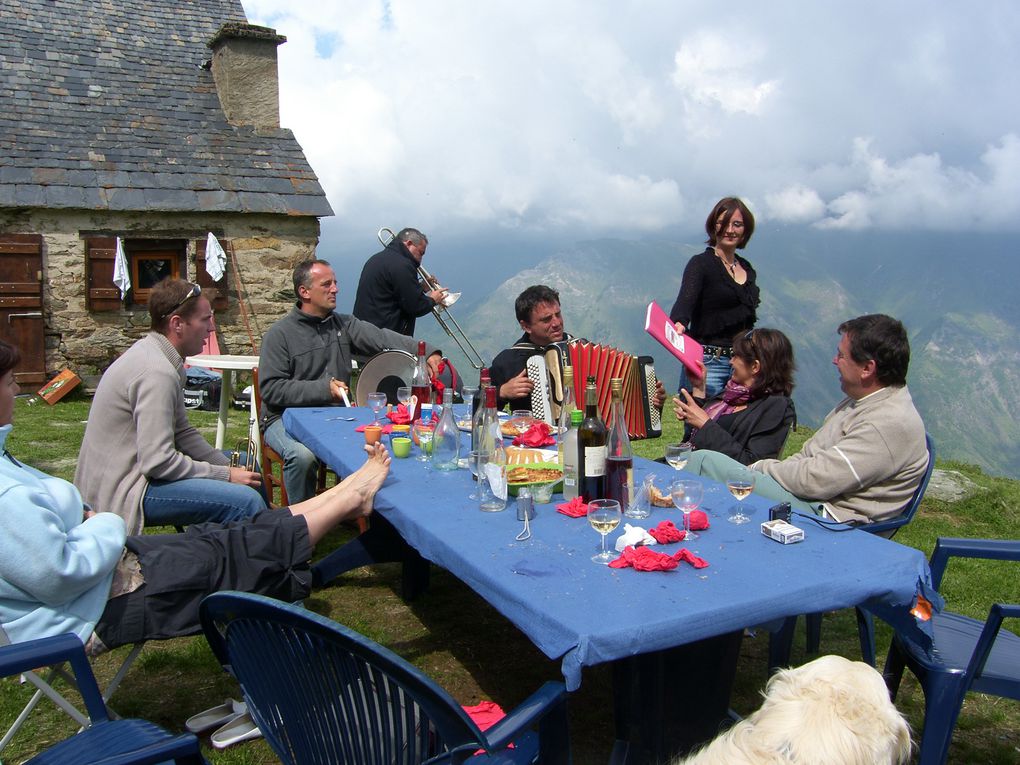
(761, 519, 805, 544)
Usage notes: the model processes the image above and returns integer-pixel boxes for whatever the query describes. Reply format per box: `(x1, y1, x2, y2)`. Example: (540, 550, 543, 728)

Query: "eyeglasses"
(161, 283, 201, 319)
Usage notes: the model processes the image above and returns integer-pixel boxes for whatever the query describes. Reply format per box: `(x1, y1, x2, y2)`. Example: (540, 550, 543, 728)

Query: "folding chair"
(0, 625, 144, 754)
(768, 433, 935, 671)
(201, 591, 570, 764)
(0, 633, 204, 764)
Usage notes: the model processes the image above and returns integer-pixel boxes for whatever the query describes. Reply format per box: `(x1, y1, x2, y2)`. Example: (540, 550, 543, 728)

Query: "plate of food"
(506, 448, 562, 497)
(457, 411, 509, 433)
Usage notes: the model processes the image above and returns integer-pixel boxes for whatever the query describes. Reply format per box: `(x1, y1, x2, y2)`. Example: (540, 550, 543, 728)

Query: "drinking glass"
(664, 442, 693, 471)
(460, 385, 479, 427)
(726, 468, 755, 524)
(413, 421, 434, 462)
(366, 391, 387, 425)
(478, 452, 507, 512)
(467, 449, 482, 500)
(588, 498, 622, 565)
(511, 409, 535, 434)
(671, 479, 703, 541)
(396, 386, 413, 410)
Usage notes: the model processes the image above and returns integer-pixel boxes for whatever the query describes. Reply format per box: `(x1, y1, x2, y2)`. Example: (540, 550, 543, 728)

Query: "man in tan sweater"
(686, 314, 927, 524)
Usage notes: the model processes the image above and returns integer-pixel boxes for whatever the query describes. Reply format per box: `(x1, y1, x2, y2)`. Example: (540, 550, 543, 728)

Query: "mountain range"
(333, 227, 1020, 478)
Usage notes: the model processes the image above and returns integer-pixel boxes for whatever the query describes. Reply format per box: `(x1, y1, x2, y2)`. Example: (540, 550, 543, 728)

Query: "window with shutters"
(84, 237, 227, 311)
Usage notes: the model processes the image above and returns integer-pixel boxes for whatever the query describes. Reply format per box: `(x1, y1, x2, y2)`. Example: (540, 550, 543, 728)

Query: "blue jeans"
(264, 417, 319, 504)
(143, 471, 266, 527)
(677, 354, 732, 400)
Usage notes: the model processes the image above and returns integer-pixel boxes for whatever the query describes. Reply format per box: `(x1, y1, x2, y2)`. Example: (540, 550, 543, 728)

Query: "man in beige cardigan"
(74, 279, 265, 535)
(685, 314, 927, 525)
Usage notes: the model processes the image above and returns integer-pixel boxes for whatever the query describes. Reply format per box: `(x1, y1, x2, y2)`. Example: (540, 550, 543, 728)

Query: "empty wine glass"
(467, 449, 482, 500)
(726, 468, 756, 524)
(366, 391, 387, 425)
(413, 421, 434, 463)
(460, 385, 479, 427)
(664, 442, 693, 471)
(671, 479, 703, 541)
(396, 386, 413, 413)
(588, 498, 622, 565)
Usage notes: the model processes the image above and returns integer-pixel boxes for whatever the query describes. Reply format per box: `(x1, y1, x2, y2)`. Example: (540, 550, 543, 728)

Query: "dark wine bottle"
(577, 376, 607, 502)
(605, 378, 634, 511)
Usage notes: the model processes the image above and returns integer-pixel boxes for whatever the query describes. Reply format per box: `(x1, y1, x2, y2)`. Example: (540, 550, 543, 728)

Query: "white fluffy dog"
(674, 655, 911, 765)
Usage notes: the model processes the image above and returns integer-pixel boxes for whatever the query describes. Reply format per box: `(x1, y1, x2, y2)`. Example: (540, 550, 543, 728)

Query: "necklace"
(715, 248, 736, 275)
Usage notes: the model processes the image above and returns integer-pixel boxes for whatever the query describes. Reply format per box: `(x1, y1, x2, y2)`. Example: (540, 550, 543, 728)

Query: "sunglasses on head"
(161, 283, 201, 319)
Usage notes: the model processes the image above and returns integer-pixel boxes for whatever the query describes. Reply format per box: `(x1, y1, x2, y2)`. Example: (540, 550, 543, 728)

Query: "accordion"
(525, 340, 662, 439)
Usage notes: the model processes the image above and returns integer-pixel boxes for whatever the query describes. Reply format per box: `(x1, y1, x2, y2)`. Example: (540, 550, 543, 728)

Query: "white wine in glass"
(664, 442, 692, 471)
(588, 499, 622, 565)
(726, 470, 755, 524)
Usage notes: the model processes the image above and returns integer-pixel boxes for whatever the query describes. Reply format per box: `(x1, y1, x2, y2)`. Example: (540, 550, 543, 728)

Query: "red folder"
(644, 301, 704, 375)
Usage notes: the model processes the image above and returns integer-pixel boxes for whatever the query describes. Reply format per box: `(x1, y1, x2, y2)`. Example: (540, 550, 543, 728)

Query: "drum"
(354, 350, 415, 406)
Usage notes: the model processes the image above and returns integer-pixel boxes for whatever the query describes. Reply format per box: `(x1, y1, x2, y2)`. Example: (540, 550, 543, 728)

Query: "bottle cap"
(610, 378, 622, 396)
(571, 409, 583, 425)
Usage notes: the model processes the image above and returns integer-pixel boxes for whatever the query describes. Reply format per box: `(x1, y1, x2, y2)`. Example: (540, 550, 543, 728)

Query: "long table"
(285, 406, 936, 761)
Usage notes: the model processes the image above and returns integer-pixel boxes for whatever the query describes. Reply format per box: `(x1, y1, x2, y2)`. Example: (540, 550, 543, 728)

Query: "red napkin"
(386, 404, 412, 424)
(355, 423, 394, 433)
(556, 496, 588, 517)
(462, 700, 514, 754)
(688, 510, 710, 531)
(675, 548, 709, 568)
(609, 546, 681, 571)
(609, 546, 710, 571)
(649, 520, 686, 544)
(512, 421, 555, 447)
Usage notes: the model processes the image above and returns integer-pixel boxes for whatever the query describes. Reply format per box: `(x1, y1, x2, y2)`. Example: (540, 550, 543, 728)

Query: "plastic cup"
(363, 425, 382, 445)
(391, 437, 412, 458)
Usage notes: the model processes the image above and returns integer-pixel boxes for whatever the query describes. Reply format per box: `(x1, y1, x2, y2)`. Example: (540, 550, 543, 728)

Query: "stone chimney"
(208, 23, 287, 131)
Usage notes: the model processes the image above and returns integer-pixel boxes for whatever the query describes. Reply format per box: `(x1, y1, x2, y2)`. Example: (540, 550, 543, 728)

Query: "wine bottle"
(605, 378, 634, 513)
(430, 388, 461, 471)
(478, 385, 507, 511)
(561, 408, 582, 501)
(410, 341, 432, 422)
(556, 365, 575, 466)
(577, 376, 607, 502)
(472, 367, 489, 418)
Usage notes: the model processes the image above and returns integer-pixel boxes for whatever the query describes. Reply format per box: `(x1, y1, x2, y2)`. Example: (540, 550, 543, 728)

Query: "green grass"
(2, 394, 1019, 763)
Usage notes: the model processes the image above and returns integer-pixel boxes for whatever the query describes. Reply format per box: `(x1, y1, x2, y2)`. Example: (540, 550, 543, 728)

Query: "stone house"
(0, 0, 331, 384)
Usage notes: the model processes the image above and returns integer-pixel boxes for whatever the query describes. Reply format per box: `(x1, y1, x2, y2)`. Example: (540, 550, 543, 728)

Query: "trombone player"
(353, 227, 448, 336)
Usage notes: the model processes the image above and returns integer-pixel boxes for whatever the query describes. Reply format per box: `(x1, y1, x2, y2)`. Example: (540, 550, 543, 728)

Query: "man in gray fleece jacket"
(685, 314, 927, 525)
(260, 259, 441, 502)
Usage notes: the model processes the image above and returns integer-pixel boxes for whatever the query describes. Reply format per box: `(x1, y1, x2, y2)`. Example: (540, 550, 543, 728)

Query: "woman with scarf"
(673, 328, 796, 465)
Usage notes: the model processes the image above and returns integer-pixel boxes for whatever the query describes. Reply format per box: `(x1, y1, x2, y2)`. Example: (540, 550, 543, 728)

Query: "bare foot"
(342, 442, 391, 517)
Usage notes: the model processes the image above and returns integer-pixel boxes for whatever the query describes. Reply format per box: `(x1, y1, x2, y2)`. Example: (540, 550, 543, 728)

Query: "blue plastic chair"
(0, 633, 206, 765)
(769, 433, 935, 671)
(884, 537, 1020, 765)
(200, 591, 571, 764)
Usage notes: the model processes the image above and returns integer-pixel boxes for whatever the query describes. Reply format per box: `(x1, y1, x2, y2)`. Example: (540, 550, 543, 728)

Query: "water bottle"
(431, 388, 461, 471)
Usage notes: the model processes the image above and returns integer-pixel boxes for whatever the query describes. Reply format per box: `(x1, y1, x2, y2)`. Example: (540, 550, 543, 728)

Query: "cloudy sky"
(242, 0, 1020, 246)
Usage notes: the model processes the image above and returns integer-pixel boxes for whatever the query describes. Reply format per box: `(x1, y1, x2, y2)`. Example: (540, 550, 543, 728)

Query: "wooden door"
(0, 235, 46, 384)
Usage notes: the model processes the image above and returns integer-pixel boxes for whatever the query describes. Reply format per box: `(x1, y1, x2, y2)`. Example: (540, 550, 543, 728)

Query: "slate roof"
(0, 0, 332, 217)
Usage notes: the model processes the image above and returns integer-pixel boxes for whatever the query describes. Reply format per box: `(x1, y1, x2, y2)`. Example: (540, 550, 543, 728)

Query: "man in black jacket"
(353, 228, 447, 335)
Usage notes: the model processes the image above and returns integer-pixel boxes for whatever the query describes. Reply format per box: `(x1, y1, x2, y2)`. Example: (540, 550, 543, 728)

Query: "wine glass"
(726, 468, 756, 524)
(467, 449, 483, 500)
(413, 421, 434, 462)
(366, 391, 387, 425)
(460, 385, 478, 427)
(396, 386, 413, 414)
(671, 479, 703, 541)
(664, 442, 693, 471)
(588, 499, 622, 565)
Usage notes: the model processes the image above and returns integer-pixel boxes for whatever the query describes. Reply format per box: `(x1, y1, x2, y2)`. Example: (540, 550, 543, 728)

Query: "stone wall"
(0, 207, 320, 374)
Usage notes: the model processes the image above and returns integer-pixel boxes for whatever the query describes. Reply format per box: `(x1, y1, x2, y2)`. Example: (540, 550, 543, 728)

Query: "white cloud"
(241, 1, 1020, 238)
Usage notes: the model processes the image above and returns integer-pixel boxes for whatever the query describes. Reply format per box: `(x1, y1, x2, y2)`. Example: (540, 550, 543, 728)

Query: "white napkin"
(615, 523, 657, 552)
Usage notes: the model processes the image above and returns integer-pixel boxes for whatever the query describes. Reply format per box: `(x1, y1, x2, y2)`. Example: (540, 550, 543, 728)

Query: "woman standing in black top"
(669, 197, 760, 399)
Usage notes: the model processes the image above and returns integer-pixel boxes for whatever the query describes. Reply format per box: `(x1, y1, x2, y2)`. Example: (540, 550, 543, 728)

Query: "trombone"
(377, 227, 486, 370)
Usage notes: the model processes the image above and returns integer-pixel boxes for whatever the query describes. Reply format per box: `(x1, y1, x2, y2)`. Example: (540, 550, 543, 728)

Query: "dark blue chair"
(884, 537, 1020, 765)
(0, 633, 206, 765)
(769, 433, 935, 671)
(200, 591, 571, 764)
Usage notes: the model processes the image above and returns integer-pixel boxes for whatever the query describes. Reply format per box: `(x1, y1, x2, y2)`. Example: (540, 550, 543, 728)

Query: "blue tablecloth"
(286, 406, 936, 691)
